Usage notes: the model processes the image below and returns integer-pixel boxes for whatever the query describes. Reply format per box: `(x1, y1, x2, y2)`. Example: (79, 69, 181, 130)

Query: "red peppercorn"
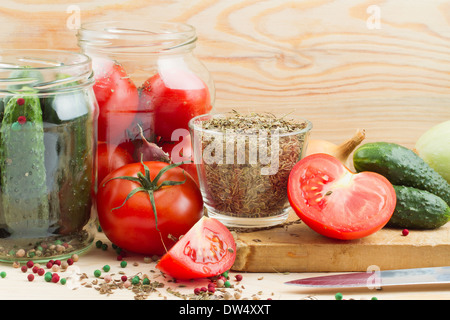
(117, 255, 123, 261)
(27, 274, 34, 282)
(208, 286, 215, 294)
(37, 268, 45, 276)
(235, 274, 243, 281)
(200, 287, 207, 292)
(51, 273, 60, 283)
(194, 288, 201, 295)
(218, 276, 227, 282)
(32, 266, 39, 273)
(66, 258, 73, 265)
(121, 275, 127, 282)
(21, 266, 28, 273)
(402, 229, 409, 236)
(46, 261, 53, 269)
(26, 260, 34, 268)
(54, 260, 61, 266)
(16, 98, 25, 106)
(17, 116, 27, 125)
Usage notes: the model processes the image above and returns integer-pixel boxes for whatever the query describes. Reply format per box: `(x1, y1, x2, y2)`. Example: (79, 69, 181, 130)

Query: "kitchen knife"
(285, 266, 450, 288)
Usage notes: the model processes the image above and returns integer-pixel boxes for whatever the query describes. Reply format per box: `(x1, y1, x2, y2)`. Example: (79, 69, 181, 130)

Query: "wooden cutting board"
(231, 211, 450, 273)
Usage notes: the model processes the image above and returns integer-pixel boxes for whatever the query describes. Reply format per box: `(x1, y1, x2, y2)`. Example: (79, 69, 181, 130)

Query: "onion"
(305, 129, 366, 167)
(133, 124, 170, 163)
(415, 120, 450, 183)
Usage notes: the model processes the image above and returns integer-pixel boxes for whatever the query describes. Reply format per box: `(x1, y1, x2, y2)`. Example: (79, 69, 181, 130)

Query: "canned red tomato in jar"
(77, 21, 214, 187)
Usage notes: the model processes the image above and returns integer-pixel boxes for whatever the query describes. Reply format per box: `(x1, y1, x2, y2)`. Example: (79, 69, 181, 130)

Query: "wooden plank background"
(0, 0, 449, 148)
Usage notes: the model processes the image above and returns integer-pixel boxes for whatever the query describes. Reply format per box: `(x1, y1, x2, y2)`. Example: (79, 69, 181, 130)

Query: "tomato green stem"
(103, 160, 187, 231)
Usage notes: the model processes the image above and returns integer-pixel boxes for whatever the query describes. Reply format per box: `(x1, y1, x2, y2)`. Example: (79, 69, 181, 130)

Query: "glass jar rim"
(0, 49, 93, 94)
(78, 20, 197, 54)
(0, 49, 91, 70)
(189, 112, 313, 137)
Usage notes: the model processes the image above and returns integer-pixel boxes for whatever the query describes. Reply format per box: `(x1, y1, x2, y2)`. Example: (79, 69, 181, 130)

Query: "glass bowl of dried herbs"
(189, 110, 312, 228)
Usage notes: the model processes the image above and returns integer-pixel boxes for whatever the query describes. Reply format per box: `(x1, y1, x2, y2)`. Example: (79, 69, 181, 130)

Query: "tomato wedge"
(288, 153, 396, 240)
(156, 217, 236, 280)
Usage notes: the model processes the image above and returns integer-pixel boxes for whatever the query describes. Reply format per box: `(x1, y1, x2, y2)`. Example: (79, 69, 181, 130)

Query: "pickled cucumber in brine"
(0, 90, 49, 237)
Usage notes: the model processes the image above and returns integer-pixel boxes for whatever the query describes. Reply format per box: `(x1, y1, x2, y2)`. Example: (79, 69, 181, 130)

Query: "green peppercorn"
(120, 260, 127, 268)
(132, 276, 140, 285)
(101, 243, 108, 251)
(94, 269, 101, 277)
(224, 280, 231, 288)
(103, 265, 110, 272)
(0, 271, 6, 278)
(95, 240, 103, 248)
(335, 292, 343, 300)
(44, 272, 52, 282)
(143, 278, 150, 285)
(60, 278, 67, 285)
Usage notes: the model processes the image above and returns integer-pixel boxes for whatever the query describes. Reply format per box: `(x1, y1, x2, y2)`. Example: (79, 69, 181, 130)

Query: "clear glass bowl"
(0, 49, 98, 262)
(189, 111, 312, 228)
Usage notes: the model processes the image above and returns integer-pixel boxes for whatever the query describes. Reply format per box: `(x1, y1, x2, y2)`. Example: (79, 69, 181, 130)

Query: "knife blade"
(285, 266, 450, 288)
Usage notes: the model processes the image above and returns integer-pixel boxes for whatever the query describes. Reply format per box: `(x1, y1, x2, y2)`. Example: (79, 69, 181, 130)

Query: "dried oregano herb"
(195, 111, 310, 218)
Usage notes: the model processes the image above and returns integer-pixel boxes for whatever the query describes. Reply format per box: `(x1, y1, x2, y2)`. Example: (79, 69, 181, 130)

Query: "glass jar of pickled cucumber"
(0, 49, 98, 262)
(77, 21, 214, 187)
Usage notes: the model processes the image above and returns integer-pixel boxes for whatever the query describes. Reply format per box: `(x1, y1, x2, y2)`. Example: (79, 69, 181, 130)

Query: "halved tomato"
(288, 153, 396, 240)
(156, 217, 236, 280)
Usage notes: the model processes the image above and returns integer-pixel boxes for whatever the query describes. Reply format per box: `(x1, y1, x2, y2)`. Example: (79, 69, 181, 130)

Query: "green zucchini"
(353, 142, 450, 206)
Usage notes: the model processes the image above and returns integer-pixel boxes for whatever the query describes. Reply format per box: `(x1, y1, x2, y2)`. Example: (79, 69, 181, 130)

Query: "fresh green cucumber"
(387, 185, 450, 229)
(353, 142, 450, 205)
(0, 89, 49, 236)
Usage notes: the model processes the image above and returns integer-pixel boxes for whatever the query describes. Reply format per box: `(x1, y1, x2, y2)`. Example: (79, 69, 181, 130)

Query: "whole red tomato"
(288, 153, 396, 240)
(97, 161, 203, 255)
(156, 217, 236, 280)
(92, 57, 139, 143)
(140, 70, 212, 140)
(97, 142, 134, 188)
(159, 132, 199, 185)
